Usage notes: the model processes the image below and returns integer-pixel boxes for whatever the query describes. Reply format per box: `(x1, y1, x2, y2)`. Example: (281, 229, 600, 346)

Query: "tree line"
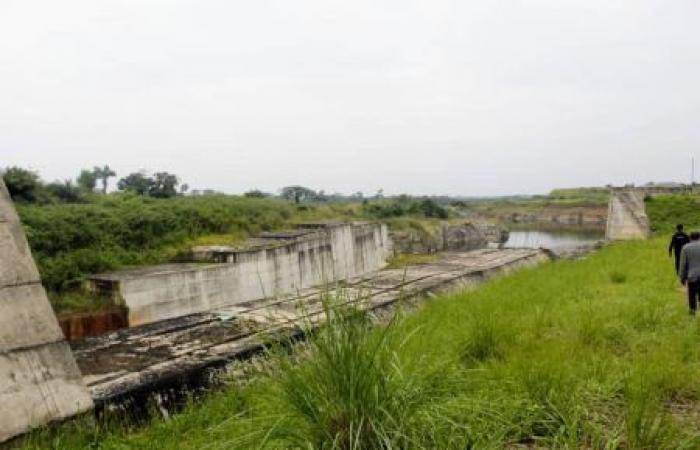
(1, 166, 449, 219)
(1, 166, 186, 203)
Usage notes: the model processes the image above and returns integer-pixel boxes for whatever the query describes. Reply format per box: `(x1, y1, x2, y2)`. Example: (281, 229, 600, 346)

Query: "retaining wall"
(390, 222, 489, 254)
(88, 223, 391, 326)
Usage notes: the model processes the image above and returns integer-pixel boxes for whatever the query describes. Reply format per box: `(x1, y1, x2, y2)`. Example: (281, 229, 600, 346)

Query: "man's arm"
(669, 236, 675, 256)
(680, 247, 689, 284)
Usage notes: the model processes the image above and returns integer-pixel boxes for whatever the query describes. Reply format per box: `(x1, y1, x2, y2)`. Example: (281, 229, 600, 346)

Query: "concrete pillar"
(605, 190, 651, 240)
(0, 179, 92, 442)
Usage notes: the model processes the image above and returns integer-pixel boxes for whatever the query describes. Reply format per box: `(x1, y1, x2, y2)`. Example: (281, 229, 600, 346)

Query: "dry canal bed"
(71, 248, 549, 405)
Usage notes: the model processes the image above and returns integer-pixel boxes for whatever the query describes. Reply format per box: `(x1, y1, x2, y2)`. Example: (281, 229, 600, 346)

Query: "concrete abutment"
(0, 179, 93, 443)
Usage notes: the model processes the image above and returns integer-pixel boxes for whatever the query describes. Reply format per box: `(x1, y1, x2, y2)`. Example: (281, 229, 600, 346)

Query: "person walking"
(669, 224, 690, 273)
(680, 231, 700, 315)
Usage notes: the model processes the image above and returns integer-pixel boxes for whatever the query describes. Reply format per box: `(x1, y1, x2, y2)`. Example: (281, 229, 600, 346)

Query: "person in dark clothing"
(669, 224, 691, 273)
(680, 232, 700, 315)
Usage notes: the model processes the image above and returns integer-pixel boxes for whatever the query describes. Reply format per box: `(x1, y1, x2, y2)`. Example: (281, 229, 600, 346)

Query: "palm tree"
(93, 165, 116, 194)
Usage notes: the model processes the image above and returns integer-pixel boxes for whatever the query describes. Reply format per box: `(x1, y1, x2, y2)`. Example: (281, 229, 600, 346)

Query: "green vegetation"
(455, 186, 610, 222)
(385, 253, 438, 269)
(20, 229, 700, 448)
(645, 194, 700, 233)
(548, 186, 611, 205)
(362, 196, 449, 219)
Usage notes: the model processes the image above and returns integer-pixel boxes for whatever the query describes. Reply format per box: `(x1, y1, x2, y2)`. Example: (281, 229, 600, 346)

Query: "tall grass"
(258, 299, 423, 449)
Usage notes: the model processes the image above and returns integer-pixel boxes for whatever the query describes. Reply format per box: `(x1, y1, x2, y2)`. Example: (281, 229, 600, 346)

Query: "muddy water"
(503, 229, 603, 251)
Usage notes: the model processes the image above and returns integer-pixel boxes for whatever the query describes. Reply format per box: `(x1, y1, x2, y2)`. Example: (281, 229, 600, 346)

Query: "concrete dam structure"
(87, 222, 392, 326)
(605, 189, 651, 240)
(0, 180, 92, 443)
(75, 248, 550, 403)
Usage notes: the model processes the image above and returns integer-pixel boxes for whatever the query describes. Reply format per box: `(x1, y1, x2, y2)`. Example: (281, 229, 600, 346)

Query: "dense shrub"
(362, 197, 449, 219)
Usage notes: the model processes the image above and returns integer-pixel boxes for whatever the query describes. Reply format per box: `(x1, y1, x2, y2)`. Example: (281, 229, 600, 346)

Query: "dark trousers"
(689, 281, 700, 312)
(675, 253, 682, 274)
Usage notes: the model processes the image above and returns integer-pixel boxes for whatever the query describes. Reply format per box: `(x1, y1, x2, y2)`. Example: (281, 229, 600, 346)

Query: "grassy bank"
(19, 234, 700, 449)
(457, 187, 609, 216)
(645, 194, 700, 233)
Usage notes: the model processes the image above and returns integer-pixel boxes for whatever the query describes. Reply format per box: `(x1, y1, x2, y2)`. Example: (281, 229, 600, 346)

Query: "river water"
(503, 229, 604, 251)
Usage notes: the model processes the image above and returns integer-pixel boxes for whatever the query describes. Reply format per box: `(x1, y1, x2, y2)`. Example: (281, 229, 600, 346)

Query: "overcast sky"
(1, 0, 699, 196)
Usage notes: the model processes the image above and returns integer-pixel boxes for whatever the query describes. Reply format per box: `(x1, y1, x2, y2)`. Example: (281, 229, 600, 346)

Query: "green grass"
(385, 253, 438, 269)
(47, 291, 116, 315)
(645, 194, 700, 233)
(19, 234, 700, 449)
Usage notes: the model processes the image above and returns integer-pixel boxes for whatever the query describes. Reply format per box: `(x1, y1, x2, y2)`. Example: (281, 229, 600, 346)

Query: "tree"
(316, 190, 329, 202)
(117, 171, 154, 195)
(410, 198, 449, 219)
(280, 185, 317, 204)
(244, 189, 269, 198)
(2, 166, 42, 202)
(46, 180, 83, 203)
(93, 165, 116, 194)
(149, 172, 179, 198)
(77, 169, 98, 192)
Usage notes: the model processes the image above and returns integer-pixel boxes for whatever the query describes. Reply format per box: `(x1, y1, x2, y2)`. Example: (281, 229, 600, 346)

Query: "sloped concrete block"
(0, 182, 40, 286)
(0, 341, 93, 443)
(0, 178, 93, 442)
(605, 190, 650, 240)
(0, 284, 64, 352)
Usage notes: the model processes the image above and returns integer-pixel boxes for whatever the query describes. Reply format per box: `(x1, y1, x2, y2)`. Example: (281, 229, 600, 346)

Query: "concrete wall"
(0, 180, 92, 442)
(605, 190, 651, 240)
(89, 223, 391, 326)
(390, 222, 488, 255)
(508, 208, 608, 229)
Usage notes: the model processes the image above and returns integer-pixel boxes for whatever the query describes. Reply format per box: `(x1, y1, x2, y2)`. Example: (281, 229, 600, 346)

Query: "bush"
(362, 197, 449, 220)
(264, 298, 424, 449)
(3, 166, 44, 203)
